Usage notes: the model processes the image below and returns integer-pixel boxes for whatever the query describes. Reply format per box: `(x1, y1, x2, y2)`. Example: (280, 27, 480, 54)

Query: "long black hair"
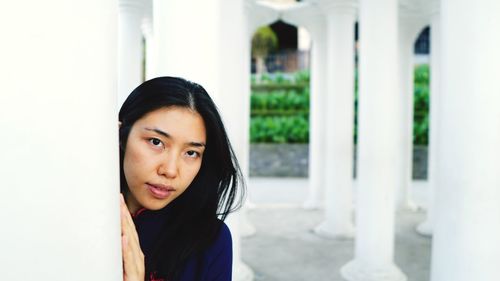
(118, 77, 245, 280)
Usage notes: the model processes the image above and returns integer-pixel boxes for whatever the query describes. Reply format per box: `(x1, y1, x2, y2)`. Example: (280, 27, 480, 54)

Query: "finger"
(120, 194, 133, 224)
(122, 233, 140, 273)
(119, 195, 142, 252)
(122, 232, 145, 281)
(122, 235, 133, 279)
(120, 198, 140, 253)
(120, 194, 134, 230)
(120, 195, 141, 247)
(120, 197, 128, 235)
(122, 225, 143, 262)
(122, 233, 127, 252)
(120, 195, 144, 281)
(120, 201, 140, 247)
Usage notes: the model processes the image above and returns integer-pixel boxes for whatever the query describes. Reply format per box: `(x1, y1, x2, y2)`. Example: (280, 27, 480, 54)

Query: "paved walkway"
(241, 178, 432, 281)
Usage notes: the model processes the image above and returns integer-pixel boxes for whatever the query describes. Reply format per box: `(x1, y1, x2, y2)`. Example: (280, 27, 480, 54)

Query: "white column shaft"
(142, 0, 156, 80)
(226, 214, 253, 281)
(154, 0, 221, 97)
(218, 0, 249, 178)
(431, 1, 500, 280)
(219, 0, 256, 242)
(0, 1, 120, 280)
(118, 0, 144, 105)
(396, 22, 416, 209)
(219, 1, 255, 279)
(279, 8, 327, 211)
(142, 17, 157, 80)
(316, 8, 356, 237)
(298, 26, 311, 51)
(342, 0, 406, 279)
(417, 15, 440, 236)
(304, 19, 327, 209)
(356, 0, 399, 263)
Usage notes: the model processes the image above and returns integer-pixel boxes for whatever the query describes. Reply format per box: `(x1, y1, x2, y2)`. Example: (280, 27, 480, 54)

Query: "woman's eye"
(186, 150, 200, 158)
(148, 138, 164, 148)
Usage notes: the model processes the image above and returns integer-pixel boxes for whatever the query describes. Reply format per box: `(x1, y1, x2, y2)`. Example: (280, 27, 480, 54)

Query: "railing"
(251, 50, 310, 73)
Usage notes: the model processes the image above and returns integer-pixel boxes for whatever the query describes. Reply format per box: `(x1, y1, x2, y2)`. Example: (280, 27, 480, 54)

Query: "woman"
(119, 77, 244, 281)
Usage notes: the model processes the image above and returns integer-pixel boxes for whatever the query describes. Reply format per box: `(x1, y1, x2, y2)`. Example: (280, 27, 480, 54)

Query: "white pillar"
(226, 214, 254, 281)
(0, 1, 120, 280)
(417, 11, 440, 236)
(430, 0, 500, 280)
(142, 0, 157, 80)
(303, 18, 328, 210)
(154, 0, 221, 96)
(396, 17, 422, 210)
(280, 3, 328, 211)
(240, 0, 279, 237)
(217, 1, 256, 278)
(298, 26, 311, 51)
(314, 3, 356, 238)
(235, 0, 257, 239)
(118, 0, 144, 106)
(341, 0, 406, 279)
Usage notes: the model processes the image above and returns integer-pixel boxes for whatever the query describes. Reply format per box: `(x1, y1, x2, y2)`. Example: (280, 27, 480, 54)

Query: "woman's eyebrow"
(144, 127, 206, 148)
(144, 127, 171, 138)
(188, 141, 206, 148)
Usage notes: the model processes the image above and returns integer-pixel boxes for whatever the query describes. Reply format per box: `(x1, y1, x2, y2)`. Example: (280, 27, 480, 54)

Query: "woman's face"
(123, 106, 206, 213)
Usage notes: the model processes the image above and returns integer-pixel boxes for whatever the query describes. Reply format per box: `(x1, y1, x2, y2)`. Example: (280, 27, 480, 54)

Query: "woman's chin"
(142, 198, 173, 211)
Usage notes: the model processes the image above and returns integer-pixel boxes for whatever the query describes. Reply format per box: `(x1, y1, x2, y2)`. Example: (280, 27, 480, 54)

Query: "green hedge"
(413, 65, 429, 145)
(251, 70, 310, 85)
(250, 115, 309, 143)
(251, 89, 309, 114)
(250, 66, 430, 145)
(250, 72, 310, 143)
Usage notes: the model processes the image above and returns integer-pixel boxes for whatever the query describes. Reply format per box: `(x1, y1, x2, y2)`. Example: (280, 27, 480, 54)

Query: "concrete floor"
(241, 178, 432, 281)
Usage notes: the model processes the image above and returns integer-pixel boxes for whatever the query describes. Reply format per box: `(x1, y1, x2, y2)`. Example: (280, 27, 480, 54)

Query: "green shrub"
(413, 65, 430, 145)
(414, 64, 429, 85)
(251, 89, 309, 114)
(251, 71, 310, 86)
(250, 73, 309, 143)
(250, 116, 309, 143)
(250, 66, 430, 145)
(294, 70, 310, 84)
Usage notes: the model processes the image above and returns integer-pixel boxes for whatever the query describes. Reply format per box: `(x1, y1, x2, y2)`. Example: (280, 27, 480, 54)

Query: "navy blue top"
(132, 207, 233, 281)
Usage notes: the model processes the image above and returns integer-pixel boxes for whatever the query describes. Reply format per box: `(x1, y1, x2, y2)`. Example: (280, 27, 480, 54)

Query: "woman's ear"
(118, 121, 122, 128)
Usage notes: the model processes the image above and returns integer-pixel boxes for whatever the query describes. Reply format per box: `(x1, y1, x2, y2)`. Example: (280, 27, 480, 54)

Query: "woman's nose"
(158, 153, 178, 178)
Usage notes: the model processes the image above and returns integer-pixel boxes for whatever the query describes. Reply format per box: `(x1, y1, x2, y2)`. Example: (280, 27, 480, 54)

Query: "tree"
(251, 26, 278, 81)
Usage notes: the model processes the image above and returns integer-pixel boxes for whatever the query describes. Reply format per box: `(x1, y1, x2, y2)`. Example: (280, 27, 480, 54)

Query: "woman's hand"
(120, 193, 145, 281)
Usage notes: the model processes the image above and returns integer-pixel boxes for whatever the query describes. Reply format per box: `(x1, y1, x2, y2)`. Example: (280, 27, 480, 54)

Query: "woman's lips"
(146, 183, 175, 199)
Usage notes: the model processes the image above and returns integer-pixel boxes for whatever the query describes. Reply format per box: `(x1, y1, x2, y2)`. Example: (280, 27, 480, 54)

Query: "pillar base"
(240, 208, 256, 237)
(341, 260, 407, 281)
(397, 199, 420, 212)
(240, 220, 256, 237)
(416, 220, 433, 237)
(234, 261, 254, 281)
(245, 199, 257, 209)
(313, 220, 354, 239)
(302, 193, 324, 210)
(302, 197, 322, 210)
